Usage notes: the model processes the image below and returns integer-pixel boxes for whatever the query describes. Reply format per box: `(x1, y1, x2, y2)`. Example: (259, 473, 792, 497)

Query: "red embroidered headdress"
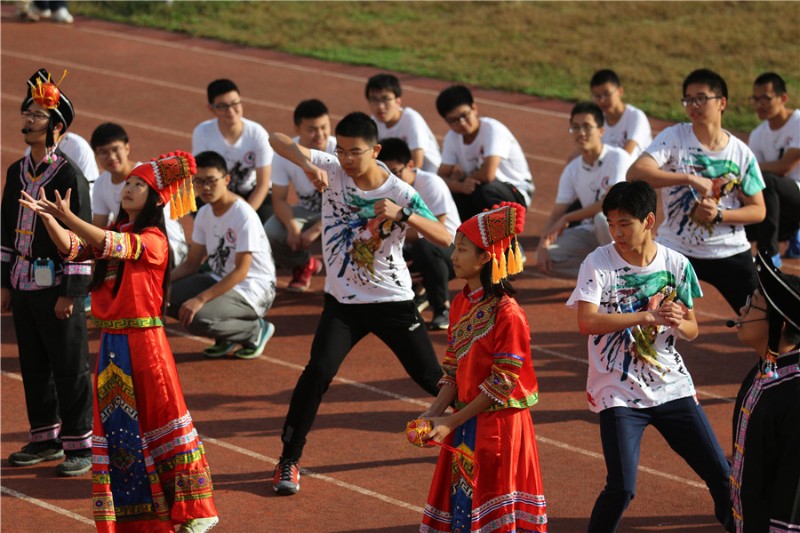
(128, 151, 198, 219)
(457, 202, 526, 283)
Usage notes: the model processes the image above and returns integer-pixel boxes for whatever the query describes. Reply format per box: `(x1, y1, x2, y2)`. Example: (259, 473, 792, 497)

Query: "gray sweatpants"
(168, 273, 269, 345)
(263, 206, 321, 269)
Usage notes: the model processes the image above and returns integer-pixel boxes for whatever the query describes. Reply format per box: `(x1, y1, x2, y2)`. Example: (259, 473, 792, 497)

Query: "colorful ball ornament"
(406, 419, 433, 447)
(30, 70, 68, 110)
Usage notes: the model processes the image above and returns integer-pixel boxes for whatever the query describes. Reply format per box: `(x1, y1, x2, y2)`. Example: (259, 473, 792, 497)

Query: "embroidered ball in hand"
(406, 419, 433, 447)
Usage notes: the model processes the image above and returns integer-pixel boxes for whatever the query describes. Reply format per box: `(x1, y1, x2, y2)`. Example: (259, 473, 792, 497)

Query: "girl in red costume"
(411, 202, 547, 533)
(20, 152, 218, 533)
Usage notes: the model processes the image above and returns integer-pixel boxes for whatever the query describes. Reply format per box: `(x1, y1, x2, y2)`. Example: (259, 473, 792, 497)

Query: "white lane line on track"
(0, 485, 95, 528)
(200, 436, 425, 514)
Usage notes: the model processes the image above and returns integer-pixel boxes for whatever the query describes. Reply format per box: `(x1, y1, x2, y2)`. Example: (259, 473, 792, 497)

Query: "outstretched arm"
(20, 188, 107, 250)
(269, 132, 328, 192)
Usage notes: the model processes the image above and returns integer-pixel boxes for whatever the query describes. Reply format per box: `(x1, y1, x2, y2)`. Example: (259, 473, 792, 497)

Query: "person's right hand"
(687, 174, 713, 198)
(302, 162, 329, 192)
(1, 288, 11, 313)
(535, 246, 552, 274)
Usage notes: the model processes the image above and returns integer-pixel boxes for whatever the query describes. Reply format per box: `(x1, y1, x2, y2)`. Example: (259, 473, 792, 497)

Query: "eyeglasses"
(750, 95, 777, 105)
(681, 95, 722, 108)
(334, 147, 373, 160)
(212, 101, 242, 111)
(193, 176, 223, 188)
(744, 294, 768, 315)
(591, 88, 618, 102)
(388, 164, 407, 176)
(21, 111, 50, 122)
(568, 124, 597, 134)
(445, 109, 473, 126)
(367, 96, 396, 106)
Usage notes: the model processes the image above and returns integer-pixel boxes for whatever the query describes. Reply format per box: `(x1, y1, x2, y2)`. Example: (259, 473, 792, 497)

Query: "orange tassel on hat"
(458, 202, 527, 284)
(128, 151, 198, 220)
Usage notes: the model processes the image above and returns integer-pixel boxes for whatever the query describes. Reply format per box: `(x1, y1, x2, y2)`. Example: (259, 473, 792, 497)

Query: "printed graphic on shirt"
(229, 151, 257, 195)
(324, 186, 433, 285)
(208, 228, 236, 278)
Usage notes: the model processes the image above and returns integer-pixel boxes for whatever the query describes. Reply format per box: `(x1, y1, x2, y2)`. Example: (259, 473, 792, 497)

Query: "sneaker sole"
(286, 284, 311, 293)
(272, 483, 300, 496)
(203, 344, 237, 358)
(8, 450, 65, 466)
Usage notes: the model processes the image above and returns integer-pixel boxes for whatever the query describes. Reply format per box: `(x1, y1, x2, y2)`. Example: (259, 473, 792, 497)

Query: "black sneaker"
(413, 291, 429, 313)
(56, 454, 91, 477)
(430, 309, 450, 331)
(271, 459, 300, 496)
(8, 441, 64, 466)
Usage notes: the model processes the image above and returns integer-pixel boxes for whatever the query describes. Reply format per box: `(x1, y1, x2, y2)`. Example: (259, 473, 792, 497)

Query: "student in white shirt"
(436, 85, 534, 221)
(192, 79, 274, 222)
(267, 112, 451, 496)
(264, 99, 335, 292)
(628, 69, 766, 312)
(378, 137, 461, 330)
(365, 73, 441, 172)
(535, 102, 631, 277)
(744, 72, 800, 264)
(589, 69, 653, 159)
(169, 151, 276, 360)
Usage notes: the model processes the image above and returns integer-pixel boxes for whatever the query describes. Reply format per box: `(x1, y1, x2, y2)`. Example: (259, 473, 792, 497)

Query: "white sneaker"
(28, 4, 51, 18)
(177, 516, 219, 533)
(50, 7, 73, 23)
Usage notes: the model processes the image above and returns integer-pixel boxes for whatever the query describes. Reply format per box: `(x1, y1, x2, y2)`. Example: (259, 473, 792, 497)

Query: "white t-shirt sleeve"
(644, 127, 676, 168)
(235, 208, 267, 253)
(191, 123, 207, 155)
(555, 159, 579, 205)
(566, 249, 607, 308)
(191, 206, 208, 246)
(91, 177, 112, 216)
(253, 125, 273, 168)
(482, 121, 512, 159)
(270, 155, 292, 187)
(440, 132, 459, 167)
(747, 125, 767, 162)
(628, 108, 653, 152)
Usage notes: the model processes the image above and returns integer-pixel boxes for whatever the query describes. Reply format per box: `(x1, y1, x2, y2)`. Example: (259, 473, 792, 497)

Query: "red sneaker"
(288, 256, 322, 292)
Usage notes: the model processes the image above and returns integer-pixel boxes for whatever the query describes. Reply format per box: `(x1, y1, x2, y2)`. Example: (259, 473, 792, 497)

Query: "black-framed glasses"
(21, 111, 50, 121)
(591, 88, 618, 102)
(367, 96, 396, 106)
(193, 176, 223, 188)
(568, 124, 597, 134)
(681, 95, 722, 108)
(744, 294, 768, 315)
(388, 164, 407, 176)
(212, 101, 242, 111)
(334, 147, 373, 160)
(445, 109, 473, 125)
(749, 95, 777, 105)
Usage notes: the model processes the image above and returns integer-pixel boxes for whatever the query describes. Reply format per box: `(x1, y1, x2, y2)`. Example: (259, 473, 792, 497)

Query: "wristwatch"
(399, 207, 413, 222)
(713, 207, 723, 225)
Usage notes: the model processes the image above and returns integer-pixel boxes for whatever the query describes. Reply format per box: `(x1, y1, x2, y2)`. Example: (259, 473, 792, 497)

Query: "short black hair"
(91, 122, 129, 150)
(365, 73, 402, 99)
(335, 112, 378, 144)
(436, 85, 474, 118)
(683, 68, 728, 99)
(570, 101, 605, 128)
(754, 72, 787, 95)
(602, 181, 657, 221)
(590, 69, 621, 88)
(194, 150, 228, 174)
(293, 99, 329, 126)
(207, 79, 239, 104)
(376, 137, 412, 165)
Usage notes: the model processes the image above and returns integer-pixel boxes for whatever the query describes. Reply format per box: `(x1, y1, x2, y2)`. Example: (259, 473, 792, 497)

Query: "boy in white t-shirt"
(192, 79, 274, 222)
(90, 123, 189, 266)
(436, 85, 534, 221)
(535, 102, 630, 277)
(628, 68, 766, 312)
(365, 73, 442, 172)
(169, 151, 276, 360)
(378, 137, 461, 330)
(744, 72, 800, 263)
(590, 69, 653, 159)
(268, 112, 451, 496)
(567, 181, 733, 532)
(264, 99, 335, 292)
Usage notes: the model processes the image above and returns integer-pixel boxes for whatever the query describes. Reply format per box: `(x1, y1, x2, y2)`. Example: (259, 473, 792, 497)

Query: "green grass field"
(72, 1, 799, 132)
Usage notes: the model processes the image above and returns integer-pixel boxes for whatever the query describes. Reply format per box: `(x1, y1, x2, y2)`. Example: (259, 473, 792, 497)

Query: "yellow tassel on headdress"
(169, 190, 182, 219)
(498, 244, 507, 281)
(507, 238, 518, 275)
(188, 180, 197, 212)
(181, 178, 192, 216)
(511, 237, 524, 275)
(491, 248, 502, 284)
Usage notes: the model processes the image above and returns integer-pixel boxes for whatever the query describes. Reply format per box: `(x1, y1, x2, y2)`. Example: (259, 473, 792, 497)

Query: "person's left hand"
(374, 199, 402, 222)
(54, 296, 74, 320)
(422, 416, 455, 444)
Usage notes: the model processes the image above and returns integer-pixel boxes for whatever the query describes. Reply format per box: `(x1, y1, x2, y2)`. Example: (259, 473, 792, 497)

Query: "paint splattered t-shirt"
(645, 123, 765, 259)
(310, 150, 437, 304)
(566, 242, 702, 413)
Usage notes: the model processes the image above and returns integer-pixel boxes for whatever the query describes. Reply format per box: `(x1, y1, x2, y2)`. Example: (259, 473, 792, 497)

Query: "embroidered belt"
(92, 316, 163, 330)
